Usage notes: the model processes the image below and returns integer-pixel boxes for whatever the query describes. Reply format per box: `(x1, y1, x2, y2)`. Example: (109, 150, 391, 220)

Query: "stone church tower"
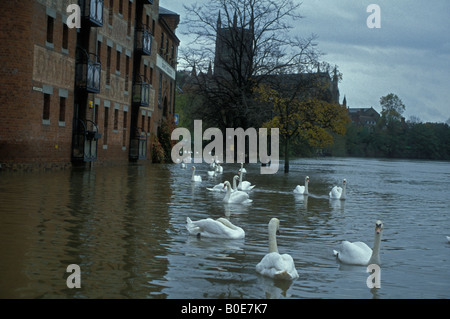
(213, 11, 254, 79)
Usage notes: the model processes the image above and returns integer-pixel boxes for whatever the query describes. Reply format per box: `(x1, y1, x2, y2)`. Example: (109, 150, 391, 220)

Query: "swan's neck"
(224, 182, 232, 199)
(239, 172, 243, 185)
(369, 231, 382, 265)
(305, 180, 309, 194)
(217, 218, 237, 230)
(233, 178, 237, 190)
(227, 183, 232, 193)
(341, 183, 346, 199)
(268, 227, 278, 253)
(191, 168, 195, 178)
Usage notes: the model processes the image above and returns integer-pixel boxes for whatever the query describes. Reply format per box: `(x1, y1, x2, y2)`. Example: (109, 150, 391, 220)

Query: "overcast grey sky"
(161, 0, 450, 123)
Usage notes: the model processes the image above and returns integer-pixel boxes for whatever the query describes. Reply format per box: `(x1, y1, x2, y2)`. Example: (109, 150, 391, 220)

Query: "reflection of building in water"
(0, 0, 179, 170)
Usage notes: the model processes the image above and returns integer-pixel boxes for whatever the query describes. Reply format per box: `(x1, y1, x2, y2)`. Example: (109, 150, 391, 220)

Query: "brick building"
(0, 0, 179, 170)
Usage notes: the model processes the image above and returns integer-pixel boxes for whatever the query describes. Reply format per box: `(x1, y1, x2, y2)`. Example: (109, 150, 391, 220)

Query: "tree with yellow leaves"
(255, 82, 349, 173)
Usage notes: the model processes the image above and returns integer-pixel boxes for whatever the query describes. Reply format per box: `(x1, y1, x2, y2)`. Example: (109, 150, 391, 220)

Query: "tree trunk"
(284, 137, 289, 173)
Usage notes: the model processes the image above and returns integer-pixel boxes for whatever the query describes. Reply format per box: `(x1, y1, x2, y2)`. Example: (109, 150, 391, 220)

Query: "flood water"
(1, 157, 449, 299)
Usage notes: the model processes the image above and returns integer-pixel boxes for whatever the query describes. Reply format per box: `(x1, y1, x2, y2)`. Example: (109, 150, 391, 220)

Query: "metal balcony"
(129, 128, 147, 161)
(132, 76, 150, 107)
(72, 119, 101, 162)
(76, 49, 101, 93)
(80, 0, 104, 27)
(135, 25, 152, 56)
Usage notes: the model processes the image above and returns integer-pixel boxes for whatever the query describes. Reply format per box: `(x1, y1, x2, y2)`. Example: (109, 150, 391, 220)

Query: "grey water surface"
(1, 157, 449, 298)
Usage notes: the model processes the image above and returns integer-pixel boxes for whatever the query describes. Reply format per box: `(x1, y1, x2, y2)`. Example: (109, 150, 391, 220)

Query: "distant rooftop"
(159, 6, 179, 16)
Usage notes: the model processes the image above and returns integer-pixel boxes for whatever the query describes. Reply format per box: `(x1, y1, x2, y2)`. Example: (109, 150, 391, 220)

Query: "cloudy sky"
(161, 0, 450, 123)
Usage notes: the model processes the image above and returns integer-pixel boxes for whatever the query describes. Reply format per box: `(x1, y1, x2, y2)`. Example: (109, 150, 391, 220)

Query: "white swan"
(186, 217, 245, 239)
(333, 220, 384, 266)
(329, 179, 347, 200)
(181, 162, 186, 169)
(293, 176, 309, 195)
(239, 162, 247, 174)
(207, 169, 216, 177)
(447, 236, 450, 243)
(207, 175, 239, 192)
(215, 163, 223, 174)
(223, 181, 253, 204)
(238, 171, 255, 191)
(256, 218, 299, 280)
(191, 166, 202, 182)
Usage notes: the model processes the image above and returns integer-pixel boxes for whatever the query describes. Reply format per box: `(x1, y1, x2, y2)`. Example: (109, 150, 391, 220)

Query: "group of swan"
(190, 163, 253, 188)
(186, 216, 384, 281)
(206, 176, 253, 204)
(293, 176, 347, 200)
(188, 164, 385, 281)
(222, 180, 253, 204)
(186, 216, 299, 281)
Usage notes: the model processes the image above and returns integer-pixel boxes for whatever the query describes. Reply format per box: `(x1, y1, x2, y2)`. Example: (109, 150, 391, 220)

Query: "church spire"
(217, 11, 221, 29)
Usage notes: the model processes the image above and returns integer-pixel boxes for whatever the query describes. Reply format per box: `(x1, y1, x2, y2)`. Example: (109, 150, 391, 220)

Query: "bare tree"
(180, 0, 322, 131)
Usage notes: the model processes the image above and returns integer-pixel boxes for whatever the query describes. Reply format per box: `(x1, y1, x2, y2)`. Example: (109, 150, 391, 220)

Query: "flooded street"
(1, 157, 449, 298)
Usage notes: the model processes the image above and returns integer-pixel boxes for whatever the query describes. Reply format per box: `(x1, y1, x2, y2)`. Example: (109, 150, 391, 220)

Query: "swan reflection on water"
(257, 275, 296, 299)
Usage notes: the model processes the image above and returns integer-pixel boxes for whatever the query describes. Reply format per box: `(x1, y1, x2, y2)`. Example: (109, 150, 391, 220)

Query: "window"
(118, 0, 123, 15)
(116, 50, 121, 73)
(169, 81, 173, 114)
(59, 97, 66, 122)
(97, 41, 102, 64)
(127, 1, 132, 35)
(94, 102, 99, 123)
(43, 94, 51, 120)
(125, 55, 130, 91)
(114, 108, 118, 130)
(62, 24, 68, 50)
(141, 114, 145, 131)
(108, 0, 114, 26)
(147, 116, 151, 133)
(149, 67, 153, 85)
(106, 46, 111, 85)
(46, 16, 54, 45)
(103, 107, 109, 145)
(165, 39, 169, 59)
(122, 110, 127, 147)
(158, 72, 162, 106)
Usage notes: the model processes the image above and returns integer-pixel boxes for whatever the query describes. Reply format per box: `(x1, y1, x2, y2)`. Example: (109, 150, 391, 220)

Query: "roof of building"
(159, 7, 179, 16)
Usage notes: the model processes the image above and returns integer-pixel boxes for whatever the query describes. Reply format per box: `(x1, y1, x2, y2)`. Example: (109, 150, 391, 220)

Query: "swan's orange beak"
(376, 226, 382, 234)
